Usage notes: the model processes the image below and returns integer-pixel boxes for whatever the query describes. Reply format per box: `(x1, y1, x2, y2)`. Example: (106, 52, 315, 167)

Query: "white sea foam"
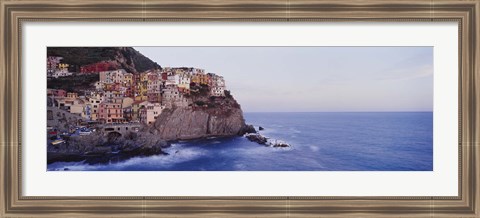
(48, 145, 206, 171)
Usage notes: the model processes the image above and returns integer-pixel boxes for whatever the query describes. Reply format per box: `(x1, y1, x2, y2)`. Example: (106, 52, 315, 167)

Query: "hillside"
(47, 73, 99, 94)
(47, 47, 161, 73)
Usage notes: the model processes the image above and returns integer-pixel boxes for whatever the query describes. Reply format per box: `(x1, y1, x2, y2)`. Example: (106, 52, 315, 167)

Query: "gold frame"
(1, 0, 479, 217)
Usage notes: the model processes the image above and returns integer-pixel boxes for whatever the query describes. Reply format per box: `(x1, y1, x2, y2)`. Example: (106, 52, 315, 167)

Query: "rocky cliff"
(151, 97, 247, 141)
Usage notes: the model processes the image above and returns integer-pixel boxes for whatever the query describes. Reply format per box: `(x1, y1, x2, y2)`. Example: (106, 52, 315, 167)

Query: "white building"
(161, 84, 190, 108)
(162, 84, 180, 101)
(139, 102, 165, 125)
(99, 69, 126, 84)
(210, 75, 226, 96)
(70, 99, 85, 115)
(211, 86, 225, 97)
(51, 68, 73, 78)
(166, 73, 179, 86)
(177, 74, 191, 90)
(104, 90, 123, 99)
(94, 81, 105, 90)
(47, 56, 63, 77)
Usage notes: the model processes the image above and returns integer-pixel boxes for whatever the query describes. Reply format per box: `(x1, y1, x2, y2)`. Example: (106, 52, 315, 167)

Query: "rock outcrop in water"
(245, 133, 268, 145)
(245, 133, 291, 148)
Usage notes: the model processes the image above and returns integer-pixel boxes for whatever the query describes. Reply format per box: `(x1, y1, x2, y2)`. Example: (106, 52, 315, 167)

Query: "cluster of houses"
(47, 57, 227, 125)
(47, 56, 73, 78)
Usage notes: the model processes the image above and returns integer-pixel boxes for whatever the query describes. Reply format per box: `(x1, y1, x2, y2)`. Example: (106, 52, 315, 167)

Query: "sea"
(47, 112, 433, 171)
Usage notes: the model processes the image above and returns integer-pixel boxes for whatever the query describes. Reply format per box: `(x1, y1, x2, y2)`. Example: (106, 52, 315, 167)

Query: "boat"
(79, 130, 92, 135)
(51, 139, 65, 146)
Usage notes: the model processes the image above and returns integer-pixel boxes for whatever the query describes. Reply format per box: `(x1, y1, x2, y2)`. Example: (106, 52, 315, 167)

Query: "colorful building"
(177, 74, 191, 90)
(84, 92, 104, 121)
(99, 69, 126, 84)
(123, 73, 133, 85)
(98, 98, 124, 123)
(139, 102, 164, 125)
(210, 75, 226, 96)
(162, 84, 190, 108)
(47, 56, 63, 77)
(47, 89, 67, 97)
(131, 100, 148, 121)
(80, 61, 117, 74)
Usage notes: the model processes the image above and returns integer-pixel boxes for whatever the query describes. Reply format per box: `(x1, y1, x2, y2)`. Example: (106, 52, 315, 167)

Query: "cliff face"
(152, 103, 246, 141)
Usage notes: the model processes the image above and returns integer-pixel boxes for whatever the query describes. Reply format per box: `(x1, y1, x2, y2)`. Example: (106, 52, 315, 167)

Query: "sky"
(134, 47, 433, 112)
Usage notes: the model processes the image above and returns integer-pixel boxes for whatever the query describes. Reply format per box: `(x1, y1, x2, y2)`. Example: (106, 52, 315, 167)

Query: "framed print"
(1, 0, 479, 217)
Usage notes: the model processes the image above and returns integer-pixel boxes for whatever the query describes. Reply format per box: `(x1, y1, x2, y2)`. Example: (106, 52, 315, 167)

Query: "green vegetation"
(47, 47, 161, 73)
(194, 101, 206, 106)
(190, 84, 210, 96)
(224, 90, 232, 98)
(47, 74, 99, 94)
(207, 103, 215, 108)
(47, 47, 117, 66)
(119, 48, 161, 73)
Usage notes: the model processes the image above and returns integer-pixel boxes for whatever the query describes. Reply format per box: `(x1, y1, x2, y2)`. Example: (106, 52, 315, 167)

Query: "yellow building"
(66, 92, 78, 99)
(58, 63, 69, 69)
(191, 75, 199, 84)
(124, 73, 133, 85)
(84, 93, 104, 121)
(134, 80, 148, 101)
(140, 72, 149, 82)
(199, 74, 210, 85)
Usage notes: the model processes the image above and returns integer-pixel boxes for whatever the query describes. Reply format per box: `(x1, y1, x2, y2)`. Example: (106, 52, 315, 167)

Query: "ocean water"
(47, 112, 433, 171)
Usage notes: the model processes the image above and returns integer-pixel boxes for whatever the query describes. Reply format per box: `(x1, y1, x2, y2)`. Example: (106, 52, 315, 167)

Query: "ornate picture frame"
(1, 0, 478, 217)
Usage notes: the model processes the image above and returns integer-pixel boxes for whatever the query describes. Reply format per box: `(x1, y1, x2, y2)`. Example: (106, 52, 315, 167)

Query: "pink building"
(47, 89, 67, 97)
(98, 100, 124, 123)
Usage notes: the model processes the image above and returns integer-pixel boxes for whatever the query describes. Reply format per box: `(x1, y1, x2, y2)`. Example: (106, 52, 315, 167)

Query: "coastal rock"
(245, 133, 268, 145)
(47, 131, 169, 164)
(259, 126, 265, 131)
(240, 124, 257, 135)
(152, 106, 247, 141)
(245, 133, 291, 148)
(269, 140, 290, 148)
